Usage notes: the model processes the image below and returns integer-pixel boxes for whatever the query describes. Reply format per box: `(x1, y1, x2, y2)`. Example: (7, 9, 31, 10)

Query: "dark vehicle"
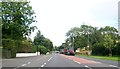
(60, 49, 64, 54)
(64, 48, 68, 55)
(60, 48, 75, 56)
(67, 49, 75, 56)
(55, 51, 59, 53)
(60, 49, 68, 55)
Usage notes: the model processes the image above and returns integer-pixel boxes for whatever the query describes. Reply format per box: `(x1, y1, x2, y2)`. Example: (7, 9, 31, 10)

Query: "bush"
(15, 40, 23, 53)
(117, 42, 120, 56)
(2, 39, 17, 58)
(31, 45, 37, 53)
(39, 46, 47, 54)
(16, 40, 33, 53)
(92, 43, 109, 56)
(112, 42, 120, 56)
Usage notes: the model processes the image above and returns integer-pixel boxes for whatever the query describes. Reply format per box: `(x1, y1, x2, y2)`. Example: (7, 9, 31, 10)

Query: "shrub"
(16, 40, 33, 53)
(39, 46, 47, 54)
(15, 40, 23, 53)
(2, 39, 17, 58)
(112, 42, 120, 56)
(31, 45, 37, 53)
(92, 43, 109, 56)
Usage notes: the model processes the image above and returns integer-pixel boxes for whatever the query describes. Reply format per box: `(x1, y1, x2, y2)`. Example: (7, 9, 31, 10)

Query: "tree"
(39, 46, 47, 54)
(65, 25, 119, 56)
(34, 30, 45, 46)
(103, 34, 114, 56)
(66, 25, 97, 50)
(66, 27, 82, 50)
(1, 2, 37, 58)
(99, 26, 118, 42)
(43, 38, 53, 51)
(1, 2, 37, 40)
(34, 30, 53, 51)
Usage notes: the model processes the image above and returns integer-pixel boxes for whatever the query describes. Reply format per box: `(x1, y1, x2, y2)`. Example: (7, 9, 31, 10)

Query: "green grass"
(90, 56, 119, 61)
(79, 54, 120, 61)
(0, 46, 2, 48)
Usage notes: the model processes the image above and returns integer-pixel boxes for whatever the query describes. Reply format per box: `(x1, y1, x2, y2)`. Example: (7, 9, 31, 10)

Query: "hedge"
(2, 39, 17, 58)
(16, 40, 33, 53)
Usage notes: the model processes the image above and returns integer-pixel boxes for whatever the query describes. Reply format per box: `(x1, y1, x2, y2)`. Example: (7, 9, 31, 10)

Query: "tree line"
(60, 25, 120, 56)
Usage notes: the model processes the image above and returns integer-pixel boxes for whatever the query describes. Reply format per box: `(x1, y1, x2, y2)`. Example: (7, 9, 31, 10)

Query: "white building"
(118, 1, 120, 36)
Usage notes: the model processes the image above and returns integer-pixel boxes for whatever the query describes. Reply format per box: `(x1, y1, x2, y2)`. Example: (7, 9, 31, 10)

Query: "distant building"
(118, 1, 120, 35)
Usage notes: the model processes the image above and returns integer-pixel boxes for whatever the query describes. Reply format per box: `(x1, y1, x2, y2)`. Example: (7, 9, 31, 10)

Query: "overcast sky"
(30, 0, 119, 46)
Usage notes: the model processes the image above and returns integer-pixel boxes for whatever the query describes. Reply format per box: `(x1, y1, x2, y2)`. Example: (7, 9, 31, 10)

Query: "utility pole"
(73, 36, 74, 51)
(36, 42, 38, 56)
(37, 45, 38, 56)
(118, 1, 120, 36)
(87, 24, 89, 50)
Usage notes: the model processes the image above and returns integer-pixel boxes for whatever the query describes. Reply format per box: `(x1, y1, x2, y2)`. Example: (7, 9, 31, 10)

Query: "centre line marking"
(27, 62, 31, 64)
(21, 64, 26, 66)
(41, 65, 44, 67)
(48, 57, 53, 61)
(44, 63, 46, 65)
(109, 65, 118, 67)
(84, 65, 89, 68)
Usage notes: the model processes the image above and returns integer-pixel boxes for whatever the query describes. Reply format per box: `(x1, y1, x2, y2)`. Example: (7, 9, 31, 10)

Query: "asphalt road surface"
(2, 53, 120, 69)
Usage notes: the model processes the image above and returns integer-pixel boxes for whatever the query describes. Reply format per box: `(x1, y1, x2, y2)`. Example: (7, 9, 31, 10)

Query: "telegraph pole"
(118, 1, 120, 36)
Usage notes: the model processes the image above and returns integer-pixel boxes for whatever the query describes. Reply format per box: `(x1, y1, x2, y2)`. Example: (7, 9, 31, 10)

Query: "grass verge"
(79, 54, 120, 61)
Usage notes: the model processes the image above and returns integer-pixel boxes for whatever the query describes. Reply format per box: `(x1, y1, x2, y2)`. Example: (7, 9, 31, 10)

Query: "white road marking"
(74, 60, 78, 63)
(48, 57, 53, 61)
(21, 64, 26, 66)
(109, 65, 118, 67)
(41, 65, 44, 67)
(41, 57, 53, 67)
(77, 62, 81, 64)
(27, 62, 31, 64)
(84, 65, 89, 68)
(90, 61, 101, 64)
(73, 60, 81, 64)
(84, 65, 92, 69)
(44, 63, 47, 65)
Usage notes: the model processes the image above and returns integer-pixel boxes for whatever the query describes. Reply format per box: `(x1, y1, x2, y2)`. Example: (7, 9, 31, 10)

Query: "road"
(2, 53, 120, 69)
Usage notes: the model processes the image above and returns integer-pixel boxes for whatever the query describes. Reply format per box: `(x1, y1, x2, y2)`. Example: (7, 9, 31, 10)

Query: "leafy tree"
(1, 2, 37, 58)
(54, 46, 60, 51)
(99, 26, 118, 43)
(103, 34, 114, 56)
(34, 30, 53, 51)
(66, 25, 97, 50)
(65, 25, 119, 56)
(34, 30, 45, 46)
(92, 42, 109, 56)
(66, 27, 82, 50)
(1, 2, 37, 40)
(58, 45, 64, 51)
(43, 38, 53, 51)
(39, 46, 47, 54)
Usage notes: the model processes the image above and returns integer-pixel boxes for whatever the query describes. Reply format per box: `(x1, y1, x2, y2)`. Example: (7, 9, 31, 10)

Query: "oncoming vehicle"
(55, 51, 59, 53)
(60, 49, 64, 54)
